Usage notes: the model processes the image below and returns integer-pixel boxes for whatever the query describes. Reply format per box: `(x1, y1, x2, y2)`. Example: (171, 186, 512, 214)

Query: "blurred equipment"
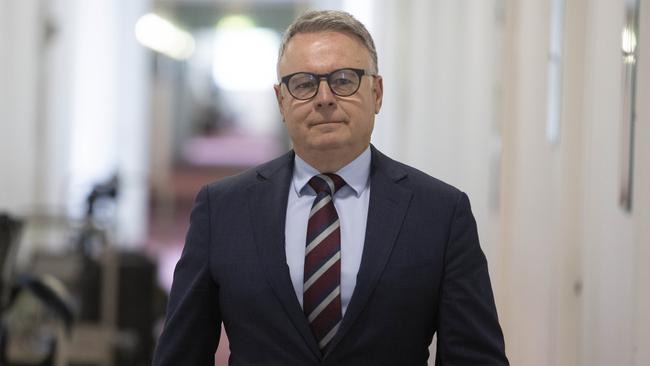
(24, 176, 164, 366)
(0, 214, 23, 308)
(0, 274, 74, 366)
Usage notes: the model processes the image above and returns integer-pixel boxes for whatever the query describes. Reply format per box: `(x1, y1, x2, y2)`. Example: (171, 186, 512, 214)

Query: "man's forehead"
(279, 31, 371, 68)
(285, 31, 362, 50)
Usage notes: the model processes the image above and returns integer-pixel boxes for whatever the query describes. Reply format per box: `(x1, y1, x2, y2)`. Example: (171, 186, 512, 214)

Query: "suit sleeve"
(152, 186, 222, 366)
(435, 192, 509, 365)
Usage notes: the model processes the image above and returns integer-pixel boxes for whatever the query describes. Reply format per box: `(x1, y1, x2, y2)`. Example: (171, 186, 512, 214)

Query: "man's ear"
(373, 75, 384, 114)
(274, 84, 286, 121)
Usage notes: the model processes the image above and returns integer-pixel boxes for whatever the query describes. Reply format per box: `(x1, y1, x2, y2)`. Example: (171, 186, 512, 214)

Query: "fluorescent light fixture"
(135, 13, 195, 60)
(622, 26, 637, 64)
(216, 14, 256, 29)
(212, 27, 280, 91)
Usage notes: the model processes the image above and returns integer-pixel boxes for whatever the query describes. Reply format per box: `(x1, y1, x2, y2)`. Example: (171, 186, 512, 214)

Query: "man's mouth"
(312, 120, 343, 126)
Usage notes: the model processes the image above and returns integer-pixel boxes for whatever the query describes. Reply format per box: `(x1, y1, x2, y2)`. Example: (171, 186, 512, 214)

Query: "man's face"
(274, 31, 383, 160)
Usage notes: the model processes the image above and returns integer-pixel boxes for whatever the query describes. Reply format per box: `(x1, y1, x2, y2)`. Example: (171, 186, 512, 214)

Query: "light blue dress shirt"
(285, 147, 371, 316)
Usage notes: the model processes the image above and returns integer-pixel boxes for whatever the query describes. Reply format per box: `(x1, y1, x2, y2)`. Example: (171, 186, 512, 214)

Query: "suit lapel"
(325, 147, 413, 356)
(247, 151, 322, 359)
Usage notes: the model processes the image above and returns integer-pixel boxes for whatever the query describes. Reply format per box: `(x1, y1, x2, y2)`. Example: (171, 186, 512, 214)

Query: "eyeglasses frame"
(279, 68, 376, 100)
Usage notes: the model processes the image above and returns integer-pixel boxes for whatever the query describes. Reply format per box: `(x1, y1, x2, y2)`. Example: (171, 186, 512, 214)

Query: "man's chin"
(304, 132, 348, 150)
(309, 141, 346, 152)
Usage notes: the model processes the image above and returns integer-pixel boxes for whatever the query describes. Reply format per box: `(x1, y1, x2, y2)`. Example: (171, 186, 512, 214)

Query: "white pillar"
(114, 0, 153, 248)
(47, 0, 151, 248)
(66, 0, 120, 215)
(0, 0, 41, 213)
(579, 0, 637, 364)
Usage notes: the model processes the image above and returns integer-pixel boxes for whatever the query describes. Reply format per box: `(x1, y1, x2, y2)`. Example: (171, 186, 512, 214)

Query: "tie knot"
(308, 173, 346, 195)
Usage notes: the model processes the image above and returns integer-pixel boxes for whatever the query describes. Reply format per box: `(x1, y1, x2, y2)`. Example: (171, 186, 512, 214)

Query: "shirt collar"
(292, 146, 371, 198)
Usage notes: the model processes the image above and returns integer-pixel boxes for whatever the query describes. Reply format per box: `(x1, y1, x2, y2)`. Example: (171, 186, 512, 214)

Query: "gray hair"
(278, 10, 378, 74)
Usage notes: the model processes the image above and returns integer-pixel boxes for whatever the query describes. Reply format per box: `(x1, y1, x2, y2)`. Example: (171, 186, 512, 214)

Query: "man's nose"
(314, 79, 336, 108)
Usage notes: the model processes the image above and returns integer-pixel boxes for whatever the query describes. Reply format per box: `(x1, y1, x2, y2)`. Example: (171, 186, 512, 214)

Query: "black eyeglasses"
(279, 68, 375, 100)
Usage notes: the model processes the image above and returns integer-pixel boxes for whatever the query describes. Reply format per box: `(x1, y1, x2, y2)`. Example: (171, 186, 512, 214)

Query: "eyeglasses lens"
(288, 74, 319, 100)
(329, 69, 360, 96)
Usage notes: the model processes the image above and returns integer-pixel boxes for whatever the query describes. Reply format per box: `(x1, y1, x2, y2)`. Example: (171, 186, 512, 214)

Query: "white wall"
(498, 0, 650, 365)
(498, 0, 589, 363)
(372, 0, 504, 262)
(633, 3, 650, 359)
(366, 0, 650, 365)
(368, 1, 505, 363)
(580, 0, 650, 364)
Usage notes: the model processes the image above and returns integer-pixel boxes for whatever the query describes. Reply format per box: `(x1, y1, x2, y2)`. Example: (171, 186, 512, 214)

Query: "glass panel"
(620, 0, 640, 212)
(546, 0, 566, 145)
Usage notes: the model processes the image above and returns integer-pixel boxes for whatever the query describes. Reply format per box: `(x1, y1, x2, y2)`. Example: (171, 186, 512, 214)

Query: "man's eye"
(295, 81, 316, 90)
(331, 78, 353, 86)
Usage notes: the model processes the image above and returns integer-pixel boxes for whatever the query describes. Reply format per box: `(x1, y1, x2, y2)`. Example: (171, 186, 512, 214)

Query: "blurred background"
(0, 0, 648, 365)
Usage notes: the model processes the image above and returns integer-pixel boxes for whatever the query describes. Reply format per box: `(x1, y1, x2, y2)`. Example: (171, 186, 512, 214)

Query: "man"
(153, 10, 508, 366)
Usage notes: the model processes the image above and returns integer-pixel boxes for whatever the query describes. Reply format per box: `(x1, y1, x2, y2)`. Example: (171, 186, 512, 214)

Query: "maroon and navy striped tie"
(304, 173, 346, 351)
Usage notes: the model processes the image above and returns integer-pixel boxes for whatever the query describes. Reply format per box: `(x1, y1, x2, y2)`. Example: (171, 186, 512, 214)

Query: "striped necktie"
(304, 173, 346, 351)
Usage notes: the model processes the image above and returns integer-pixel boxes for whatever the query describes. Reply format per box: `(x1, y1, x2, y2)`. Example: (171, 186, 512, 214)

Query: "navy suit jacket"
(152, 146, 508, 365)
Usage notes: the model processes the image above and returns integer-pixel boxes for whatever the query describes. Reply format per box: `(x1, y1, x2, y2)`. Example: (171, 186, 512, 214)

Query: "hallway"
(0, 0, 648, 365)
